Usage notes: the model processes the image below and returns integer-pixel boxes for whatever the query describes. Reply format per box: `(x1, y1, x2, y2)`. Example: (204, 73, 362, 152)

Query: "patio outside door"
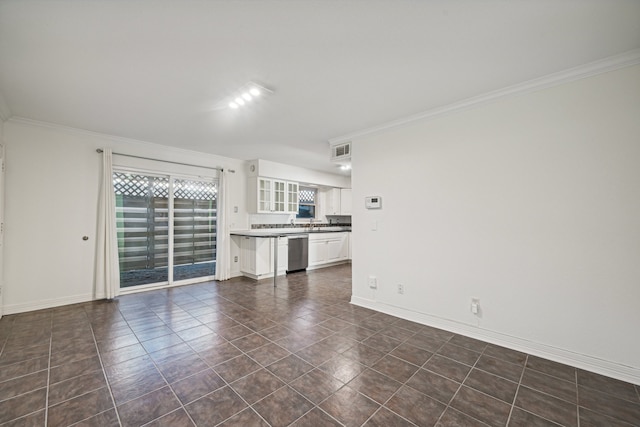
(114, 171, 217, 290)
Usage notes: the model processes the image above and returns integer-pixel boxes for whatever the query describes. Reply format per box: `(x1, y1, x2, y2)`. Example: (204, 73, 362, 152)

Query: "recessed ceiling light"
(221, 82, 272, 111)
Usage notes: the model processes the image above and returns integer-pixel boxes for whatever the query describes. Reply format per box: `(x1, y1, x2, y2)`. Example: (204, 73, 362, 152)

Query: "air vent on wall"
(331, 142, 351, 161)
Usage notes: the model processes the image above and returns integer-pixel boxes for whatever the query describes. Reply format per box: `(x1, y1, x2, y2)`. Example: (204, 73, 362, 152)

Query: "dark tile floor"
(1, 265, 639, 426)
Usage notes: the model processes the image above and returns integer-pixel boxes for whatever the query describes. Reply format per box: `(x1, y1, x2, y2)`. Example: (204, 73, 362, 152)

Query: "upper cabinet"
(286, 181, 299, 213)
(249, 177, 299, 214)
(326, 188, 352, 215)
(339, 188, 352, 215)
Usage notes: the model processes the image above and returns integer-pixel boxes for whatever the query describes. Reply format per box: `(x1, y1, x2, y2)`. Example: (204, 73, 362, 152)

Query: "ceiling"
(1, 1, 639, 174)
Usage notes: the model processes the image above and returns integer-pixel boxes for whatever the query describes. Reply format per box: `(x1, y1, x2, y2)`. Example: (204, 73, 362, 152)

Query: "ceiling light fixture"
(222, 82, 272, 111)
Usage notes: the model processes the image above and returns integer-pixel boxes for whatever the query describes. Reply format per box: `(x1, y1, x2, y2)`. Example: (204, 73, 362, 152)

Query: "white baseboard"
(3, 293, 96, 315)
(351, 296, 640, 386)
(307, 260, 350, 271)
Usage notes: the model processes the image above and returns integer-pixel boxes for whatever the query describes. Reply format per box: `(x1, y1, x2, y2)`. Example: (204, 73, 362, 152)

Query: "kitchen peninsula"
(230, 226, 351, 284)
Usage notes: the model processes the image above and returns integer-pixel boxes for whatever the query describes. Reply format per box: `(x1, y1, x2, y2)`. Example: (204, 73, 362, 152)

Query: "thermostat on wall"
(365, 196, 382, 209)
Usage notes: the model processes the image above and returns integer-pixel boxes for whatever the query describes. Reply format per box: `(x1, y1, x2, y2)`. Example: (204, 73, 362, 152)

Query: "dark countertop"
(230, 227, 351, 237)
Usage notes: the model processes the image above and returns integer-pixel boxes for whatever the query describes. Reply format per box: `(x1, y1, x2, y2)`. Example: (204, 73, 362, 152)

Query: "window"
(297, 186, 317, 219)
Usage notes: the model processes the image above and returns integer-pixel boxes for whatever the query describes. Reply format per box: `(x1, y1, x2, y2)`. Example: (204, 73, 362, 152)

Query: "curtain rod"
(96, 149, 235, 173)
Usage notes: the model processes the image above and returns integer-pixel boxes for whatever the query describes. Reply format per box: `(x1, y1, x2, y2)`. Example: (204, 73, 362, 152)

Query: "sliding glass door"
(172, 178, 217, 281)
(114, 170, 217, 289)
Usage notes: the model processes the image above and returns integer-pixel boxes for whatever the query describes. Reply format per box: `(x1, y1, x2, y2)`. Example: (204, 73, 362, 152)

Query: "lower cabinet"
(239, 236, 287, 279)
(308, 232, 349, 268)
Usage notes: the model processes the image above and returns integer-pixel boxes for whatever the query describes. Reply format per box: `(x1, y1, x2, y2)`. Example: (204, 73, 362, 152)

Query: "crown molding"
(329, 49, 640, 144)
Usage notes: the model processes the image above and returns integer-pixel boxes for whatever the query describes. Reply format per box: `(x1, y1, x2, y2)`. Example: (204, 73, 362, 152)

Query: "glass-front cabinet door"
(273, 180, 286, 212)
(258, 178, 272, 212)
(286, 182, 299, 213)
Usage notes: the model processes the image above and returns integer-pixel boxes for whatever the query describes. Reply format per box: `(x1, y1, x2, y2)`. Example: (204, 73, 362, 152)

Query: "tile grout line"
(576, 367, 580, 427)
(505, 353, 529, 426)
(203, 299, 332, 426)
(44, 312, 52, 427)
(359, 334, 452, 426)
(229, 305, 351, 426)
(86, 302, 125, 427)
(432, 338, 487, 426)
(291, 310, 427, 425)
(120, 306, 200, 427)
(133, 290, 301, 426)
(218, 299, 374, 426)
(249, 310, 373, 425)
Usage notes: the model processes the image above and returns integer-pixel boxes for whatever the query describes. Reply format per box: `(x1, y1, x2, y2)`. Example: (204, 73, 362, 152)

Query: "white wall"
(3, 119, 249, 314)
(249, 159, 351, 188)
(351, 65, 640, 384)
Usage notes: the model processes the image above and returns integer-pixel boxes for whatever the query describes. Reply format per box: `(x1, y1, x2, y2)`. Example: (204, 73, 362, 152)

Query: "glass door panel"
(114, 172, 169, 288)
(172, 178, 217, 281)
(273, 180, 285, 212)
(259, 178, 272, 212)
(287, 182, 299, 213)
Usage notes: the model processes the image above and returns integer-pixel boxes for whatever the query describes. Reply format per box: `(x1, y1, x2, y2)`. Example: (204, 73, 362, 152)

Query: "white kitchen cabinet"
(326, 188, 352, 216)
(339, 189, 352, 215)
(327, 236, 349, 262)
(308, 232, 349, 268)
(309, 238, 329, 267)
(248, 177, 299, 214)
(286, 181, 299, 213)
(326, 188, 341, 215)
(239, 236, 287, 279)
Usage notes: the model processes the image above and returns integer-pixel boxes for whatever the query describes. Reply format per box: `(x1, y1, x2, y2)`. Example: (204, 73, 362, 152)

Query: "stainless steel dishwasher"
(287, 234, 308, 273)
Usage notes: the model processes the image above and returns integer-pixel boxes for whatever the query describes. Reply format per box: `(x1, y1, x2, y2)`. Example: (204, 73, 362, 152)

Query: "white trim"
(239, 270, 287, 281)
(330, 49, 640, 144)
(351, 296, 640, 386)
(4, 293, 95, 315)
(306, 260, 350, 271)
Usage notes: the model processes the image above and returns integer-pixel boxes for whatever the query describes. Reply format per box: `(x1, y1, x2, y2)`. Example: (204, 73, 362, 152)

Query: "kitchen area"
(229, 159, 352, 281)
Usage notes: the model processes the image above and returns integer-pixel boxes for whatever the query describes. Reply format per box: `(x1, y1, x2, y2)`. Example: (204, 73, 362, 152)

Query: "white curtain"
(214, 169, 230, 281)
(95, 148, 120, 299)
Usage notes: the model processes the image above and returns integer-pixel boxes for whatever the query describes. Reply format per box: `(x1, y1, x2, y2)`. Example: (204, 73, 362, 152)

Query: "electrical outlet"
(368, 276, 377, 289)
(471, 298, 480, 315)
(397, 284, 404, 294)
(234, 256, 238, 263)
